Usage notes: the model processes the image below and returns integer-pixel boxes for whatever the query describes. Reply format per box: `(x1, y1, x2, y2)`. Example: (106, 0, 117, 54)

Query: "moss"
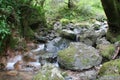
(60, 18, 70, 25)
(98, 74, 120, 80)
(98, 59, 120, 77)
(106, 30, 120, 43)
(33, 70, 51, 80)
(81, 58, 90, 65)
(98, 44, 115, 60)
(33, 69, 64, 80)
(58, 45, 77, 68)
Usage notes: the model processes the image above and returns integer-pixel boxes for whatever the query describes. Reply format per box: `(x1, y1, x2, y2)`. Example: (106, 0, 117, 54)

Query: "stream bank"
(0, 20, 119, 80)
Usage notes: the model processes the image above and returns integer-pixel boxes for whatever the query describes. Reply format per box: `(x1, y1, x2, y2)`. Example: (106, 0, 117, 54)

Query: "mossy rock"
(33, 64, 64, 80)
(98, 59, 120, 80)
(33, 70, 64, 80)
(97, 44, 115, 60)
(98, 59, 120, 77)
(58, 42, 102, 70)
(58, 45, 76, 69)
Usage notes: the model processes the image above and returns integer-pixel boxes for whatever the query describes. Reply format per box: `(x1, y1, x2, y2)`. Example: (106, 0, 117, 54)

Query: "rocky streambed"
(1, 20, 120, 80)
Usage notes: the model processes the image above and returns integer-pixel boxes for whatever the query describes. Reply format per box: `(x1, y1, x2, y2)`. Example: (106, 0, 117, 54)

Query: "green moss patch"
(98, 44, 115, 60)
(58, 45, 76, 63)
(60, 18, 70, 25)
(58, 45, 77, 68)
(98, 59, 120, 77)
(33, 71, 51, 80)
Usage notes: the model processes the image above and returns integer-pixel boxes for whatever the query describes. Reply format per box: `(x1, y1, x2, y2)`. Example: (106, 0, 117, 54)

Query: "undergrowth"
(45, 0, 106, 23)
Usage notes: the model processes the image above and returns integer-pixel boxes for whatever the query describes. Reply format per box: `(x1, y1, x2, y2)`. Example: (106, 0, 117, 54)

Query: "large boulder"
(58, 42, 102, 70)
(98, 59, 120, 80)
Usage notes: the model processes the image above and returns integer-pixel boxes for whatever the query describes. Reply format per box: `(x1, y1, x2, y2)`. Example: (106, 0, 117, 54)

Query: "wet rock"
(45, 41, 58, 53)
(45, 37, 70, 53)
(58, 42, 102, 70)
(98, 59, 120, 80)
(64, 76, 73, 80)
(25, 62, 41, 70)
(34, 33, 48, 43)
(39, 38, 70, 64)
(31, 44, 45, 54)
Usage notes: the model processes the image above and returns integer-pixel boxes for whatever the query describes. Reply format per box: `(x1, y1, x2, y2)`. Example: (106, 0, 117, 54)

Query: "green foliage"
(45, 0, 105, 23)
(0, 20, 10, 41)
(0, 0, 47, 54)
(0, 16, 11, 53)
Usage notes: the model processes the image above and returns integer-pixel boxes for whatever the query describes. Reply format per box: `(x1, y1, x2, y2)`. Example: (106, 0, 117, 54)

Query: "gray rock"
(96, 37, 110, 45)
(65, 77, 73, 80)
(54, 21, 62, 30)
(58, 42, 102, 70)
(65, 23, 74, 30)
(60, 29, 77, 41)
(45, 37, 70, 53)
(78, 69, 97, 80)
(33, 63, 64, 80)
(79, 29, 98, 46)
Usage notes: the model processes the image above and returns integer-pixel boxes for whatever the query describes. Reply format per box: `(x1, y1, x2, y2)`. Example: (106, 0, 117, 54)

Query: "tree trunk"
(101, 0, 120, 42)
(68, 0, 74, 9)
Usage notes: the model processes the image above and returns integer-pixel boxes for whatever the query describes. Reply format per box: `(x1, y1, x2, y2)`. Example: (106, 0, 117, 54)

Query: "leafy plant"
(0, 17, 11, 53)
